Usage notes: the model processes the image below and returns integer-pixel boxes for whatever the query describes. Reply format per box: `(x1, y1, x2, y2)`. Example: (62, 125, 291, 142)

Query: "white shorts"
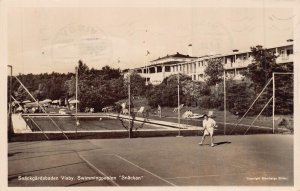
(204, 127, 214, 136)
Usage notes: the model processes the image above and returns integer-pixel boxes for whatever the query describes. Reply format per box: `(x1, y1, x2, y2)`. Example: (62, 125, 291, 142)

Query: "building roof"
(148, 61, 182, 67)
(150, 52, 197, 62)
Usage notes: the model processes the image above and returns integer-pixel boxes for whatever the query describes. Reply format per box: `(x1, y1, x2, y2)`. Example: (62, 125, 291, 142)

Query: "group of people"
(182, 110, 193, 118)
(14, 105, 43, 114)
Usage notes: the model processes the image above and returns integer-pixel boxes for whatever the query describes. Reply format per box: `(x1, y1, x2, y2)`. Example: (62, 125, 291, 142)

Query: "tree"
(182, 81, 210, 107)
(147, 74, 192, 108)
(242, 46, 278, 92)
(10, 72, 73, 104)
(32, 85, 45, 101)
(117, 72, 148, 138)
(227, 81, 256, 116)
(274, 73, 293, 114)
(14, 85, 29, 101)
(117, 101, 148, 138)
(204, 58, 224, 86)
(64, 76, 76, 98)
(124, 71, 147, 97)
(62, 60, 127, 112)
(242, 46, 293, 115)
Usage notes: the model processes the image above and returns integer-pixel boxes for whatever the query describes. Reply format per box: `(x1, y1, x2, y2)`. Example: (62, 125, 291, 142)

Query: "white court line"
(114, 154, 176, 186)
(77, 153, 120, 186)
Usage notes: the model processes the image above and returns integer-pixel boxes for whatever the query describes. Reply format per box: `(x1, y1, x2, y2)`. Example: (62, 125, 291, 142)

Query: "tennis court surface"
(8, 134, 293, 186)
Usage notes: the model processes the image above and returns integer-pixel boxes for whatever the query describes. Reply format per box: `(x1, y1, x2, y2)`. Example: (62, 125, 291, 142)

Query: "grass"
(147, 106, 292, 128)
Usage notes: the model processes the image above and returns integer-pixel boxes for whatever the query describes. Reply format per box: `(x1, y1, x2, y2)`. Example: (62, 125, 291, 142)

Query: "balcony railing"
(276, 54, 293, 64)
(224, 59, 251, 69)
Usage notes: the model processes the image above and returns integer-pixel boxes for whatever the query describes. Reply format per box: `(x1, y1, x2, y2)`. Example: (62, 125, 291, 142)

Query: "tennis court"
(8, 134, 293, 186)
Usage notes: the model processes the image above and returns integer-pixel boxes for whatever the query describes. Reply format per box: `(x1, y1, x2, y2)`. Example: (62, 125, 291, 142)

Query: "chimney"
(233, 49, 239, 52)
(287, 39, 293, 42)
(188, 44, 193, 57)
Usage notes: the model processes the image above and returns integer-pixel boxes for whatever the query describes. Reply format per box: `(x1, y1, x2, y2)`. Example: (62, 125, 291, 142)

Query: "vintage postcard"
(1, 0, 299, 190)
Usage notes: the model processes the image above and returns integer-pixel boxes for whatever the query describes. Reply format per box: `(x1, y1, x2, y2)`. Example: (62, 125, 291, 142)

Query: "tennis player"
(199, 114, 217, 147)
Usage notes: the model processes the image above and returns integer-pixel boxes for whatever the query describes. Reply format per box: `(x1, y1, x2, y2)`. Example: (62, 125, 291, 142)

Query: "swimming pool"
(23, 116, 165, 132)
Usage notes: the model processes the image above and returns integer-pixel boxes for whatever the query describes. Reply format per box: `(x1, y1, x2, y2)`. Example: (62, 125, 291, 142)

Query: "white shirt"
(203, 118, 216, 129)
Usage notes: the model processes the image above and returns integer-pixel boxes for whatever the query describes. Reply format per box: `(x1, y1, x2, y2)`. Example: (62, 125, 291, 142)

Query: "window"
(165, 66, 171, 72)
(157, 66, 162, 73)
(287, 49, 293, 55)
(149, 67, 155, 73)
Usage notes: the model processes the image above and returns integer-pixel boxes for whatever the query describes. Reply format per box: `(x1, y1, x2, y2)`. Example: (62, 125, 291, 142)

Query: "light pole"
(7, 65, 13, 114)
(128, 71, 131, 138)
(223, 70, 226, 135)
(75, 66, 79, 138)
(7, 65, 13, 140)
(176, 71, 182, 137)
(272, 72, 275, 134)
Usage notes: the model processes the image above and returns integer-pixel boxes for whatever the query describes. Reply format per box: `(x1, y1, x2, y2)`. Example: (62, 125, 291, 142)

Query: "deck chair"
(122, 108, 129, 114)
(137, 106, 145, 114)
(173, 104, 184, 112)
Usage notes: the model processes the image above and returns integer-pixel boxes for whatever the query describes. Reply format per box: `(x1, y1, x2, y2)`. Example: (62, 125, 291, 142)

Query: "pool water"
(24, 116, 165, 132)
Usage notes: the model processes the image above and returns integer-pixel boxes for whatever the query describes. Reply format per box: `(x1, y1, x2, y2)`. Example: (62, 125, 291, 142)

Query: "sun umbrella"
(16, 106, 23, 111)
(24, 102, 39, 108)
(69, 100, 79, 104)
(42, 99, 52, 103)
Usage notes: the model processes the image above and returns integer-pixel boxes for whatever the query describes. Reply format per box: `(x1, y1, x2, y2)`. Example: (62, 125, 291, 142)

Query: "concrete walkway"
(11, 114, 32, 133)
(108, 113, 203, 131)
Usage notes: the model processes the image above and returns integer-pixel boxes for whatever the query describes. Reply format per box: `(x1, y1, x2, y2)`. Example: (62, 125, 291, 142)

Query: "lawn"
(146, 107, 292, 133)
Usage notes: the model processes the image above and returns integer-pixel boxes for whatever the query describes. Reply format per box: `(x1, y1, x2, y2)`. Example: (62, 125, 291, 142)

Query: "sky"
(6, 0, 295, 74)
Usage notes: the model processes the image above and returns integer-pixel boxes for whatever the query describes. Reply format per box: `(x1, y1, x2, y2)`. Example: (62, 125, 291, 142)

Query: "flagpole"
(145, 50, 150, 85)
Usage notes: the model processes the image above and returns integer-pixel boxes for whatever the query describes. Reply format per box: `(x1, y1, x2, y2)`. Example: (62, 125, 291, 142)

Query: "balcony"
(276, 54, 293, 64)
(224, 58, 251, 70)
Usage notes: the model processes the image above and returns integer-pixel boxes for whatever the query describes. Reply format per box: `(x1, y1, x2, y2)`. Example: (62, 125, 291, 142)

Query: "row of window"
(187, 68, 246, 81)
(138, 46, 293, 75)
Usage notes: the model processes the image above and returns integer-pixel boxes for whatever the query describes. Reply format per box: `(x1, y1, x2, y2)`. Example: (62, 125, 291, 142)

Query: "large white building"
(135, 40, 293, 85)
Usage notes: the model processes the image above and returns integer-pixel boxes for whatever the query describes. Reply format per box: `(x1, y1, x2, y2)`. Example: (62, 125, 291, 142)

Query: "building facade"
(135, 40, 293, 85)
